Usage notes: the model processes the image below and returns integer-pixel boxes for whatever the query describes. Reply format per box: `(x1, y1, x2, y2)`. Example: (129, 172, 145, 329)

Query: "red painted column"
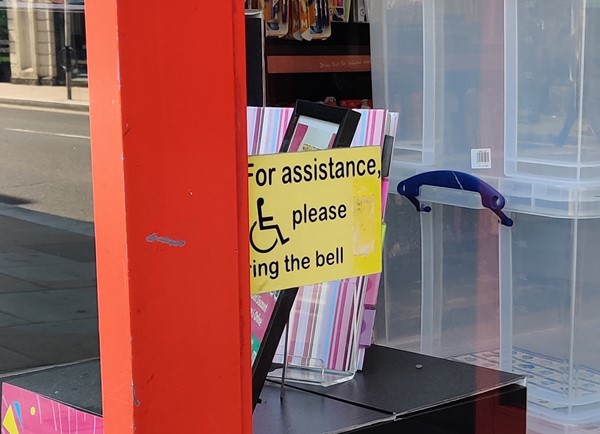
(85, 1, 251, 432)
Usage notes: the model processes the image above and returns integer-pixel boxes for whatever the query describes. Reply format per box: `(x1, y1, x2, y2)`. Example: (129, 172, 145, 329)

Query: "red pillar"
(85, 1, 251, 432)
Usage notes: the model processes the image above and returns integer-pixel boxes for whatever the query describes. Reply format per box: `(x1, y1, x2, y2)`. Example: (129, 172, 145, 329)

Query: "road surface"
(0, 104, 93, 222)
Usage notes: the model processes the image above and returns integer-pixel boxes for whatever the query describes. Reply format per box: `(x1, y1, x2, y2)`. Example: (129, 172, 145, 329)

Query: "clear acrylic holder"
(268, 355, 357, 387)
(267, 278, 365, 387)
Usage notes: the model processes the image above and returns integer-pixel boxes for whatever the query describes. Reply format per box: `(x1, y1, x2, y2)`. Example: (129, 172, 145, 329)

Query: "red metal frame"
(85, 1, 251, 431)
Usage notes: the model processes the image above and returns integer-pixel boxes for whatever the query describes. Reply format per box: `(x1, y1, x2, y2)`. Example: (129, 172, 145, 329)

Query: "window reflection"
(0, 0, 96, 375)
(1, 0, 86, 86)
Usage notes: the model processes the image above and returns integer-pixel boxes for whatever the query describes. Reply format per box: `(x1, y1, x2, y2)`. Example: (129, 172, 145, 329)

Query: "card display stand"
(249, 104, 396, 403)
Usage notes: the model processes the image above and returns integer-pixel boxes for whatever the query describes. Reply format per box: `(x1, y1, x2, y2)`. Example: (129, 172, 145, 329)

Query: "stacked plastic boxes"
(369, 0, 600, 425)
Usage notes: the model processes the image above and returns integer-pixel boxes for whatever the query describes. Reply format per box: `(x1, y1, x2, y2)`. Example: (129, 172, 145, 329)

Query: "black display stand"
(0, 346, 526, 433)
(253, 345, 527, 433)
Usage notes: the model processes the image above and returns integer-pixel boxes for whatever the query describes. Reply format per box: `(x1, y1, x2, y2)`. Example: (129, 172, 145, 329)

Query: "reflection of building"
(2, 0, 86, 85)
(6, 0, 57, 84)
(0, 6, 9, 81)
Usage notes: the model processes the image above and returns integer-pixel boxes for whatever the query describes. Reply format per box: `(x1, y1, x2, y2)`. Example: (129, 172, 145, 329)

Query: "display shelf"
(262, 22, 372, 106)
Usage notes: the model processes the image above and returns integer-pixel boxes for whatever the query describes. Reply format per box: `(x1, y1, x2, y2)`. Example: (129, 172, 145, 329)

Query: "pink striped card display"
(251, 292, 279, 364)
(257, 107, 293, 154)
(326, 276, 366, 371)
(274, 276, 367, 374)
(359, 307, 377, 347)
(351, 109, 387, 147)
(248, 107, 398, 383)
(363, 273, 382, 309)
(1, 383, 103, 434)
(356, 112, 399, 368)
(273, 108, 390, 381)
(246, 107, 264, 155)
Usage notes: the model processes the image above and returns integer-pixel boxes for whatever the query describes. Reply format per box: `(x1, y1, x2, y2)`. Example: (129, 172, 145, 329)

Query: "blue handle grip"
(397, 170, 513, 227)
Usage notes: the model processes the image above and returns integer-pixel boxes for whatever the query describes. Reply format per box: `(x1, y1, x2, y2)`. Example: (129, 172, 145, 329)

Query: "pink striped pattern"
(356, 111, 399, 369)
(246, 107, 264, 155)
(258, 107, 294, 154)
(249, 107, 398, 379)
(280, 108, 389, 375)
(1, 383, 103, 434)
(351, 109, 387, 147)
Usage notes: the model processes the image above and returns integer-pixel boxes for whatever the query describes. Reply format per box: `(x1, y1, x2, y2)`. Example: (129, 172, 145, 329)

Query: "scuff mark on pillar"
(132, 381, 141, 407)
(145, 233, 186, 247)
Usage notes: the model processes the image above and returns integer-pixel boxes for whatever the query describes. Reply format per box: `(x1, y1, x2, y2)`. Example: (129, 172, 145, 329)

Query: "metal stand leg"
(280, 323, 289, 400)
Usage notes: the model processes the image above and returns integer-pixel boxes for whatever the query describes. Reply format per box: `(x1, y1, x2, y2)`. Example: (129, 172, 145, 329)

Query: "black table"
(253, 345, 527, 433)
(0, 346, 526, 433)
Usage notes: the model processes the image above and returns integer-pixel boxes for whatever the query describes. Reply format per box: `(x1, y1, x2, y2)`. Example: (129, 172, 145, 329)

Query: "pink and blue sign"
(1, 383, 103, 434)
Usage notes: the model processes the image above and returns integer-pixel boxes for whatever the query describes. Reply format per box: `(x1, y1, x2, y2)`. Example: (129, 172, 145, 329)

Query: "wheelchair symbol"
(250, 197, 290, 254)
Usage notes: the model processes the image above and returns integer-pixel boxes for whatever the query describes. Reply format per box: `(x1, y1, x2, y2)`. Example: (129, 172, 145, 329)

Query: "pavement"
(0, 81, 97, 377)
(0, 210, 98, 375)
(0, 82, 89, 111)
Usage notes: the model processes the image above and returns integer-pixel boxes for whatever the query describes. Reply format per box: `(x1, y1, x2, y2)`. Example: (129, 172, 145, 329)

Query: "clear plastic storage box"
(370, 0, 507, 367)
(499, 187, 600, 422)
(377, 187, 504, 366)
(369, 0, 600, 426)
(505, 0, 600, 182)
(378, 179, 600, 422)
(369, 0, 505, 182)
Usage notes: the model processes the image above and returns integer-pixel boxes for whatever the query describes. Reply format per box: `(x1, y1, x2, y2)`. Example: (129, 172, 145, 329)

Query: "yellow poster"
(248, 146, 382, 294)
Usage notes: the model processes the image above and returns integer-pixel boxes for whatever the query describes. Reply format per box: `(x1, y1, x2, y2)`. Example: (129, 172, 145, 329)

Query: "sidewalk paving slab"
(0, 208, 98, 375)
(0, 82, 89, 112)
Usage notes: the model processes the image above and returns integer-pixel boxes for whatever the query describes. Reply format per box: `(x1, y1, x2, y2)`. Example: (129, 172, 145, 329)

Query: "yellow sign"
(248, 147, 382, 294)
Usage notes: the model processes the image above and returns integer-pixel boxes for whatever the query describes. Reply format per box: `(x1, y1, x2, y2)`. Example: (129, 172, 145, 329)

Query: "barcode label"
(471, 148, 491, 169)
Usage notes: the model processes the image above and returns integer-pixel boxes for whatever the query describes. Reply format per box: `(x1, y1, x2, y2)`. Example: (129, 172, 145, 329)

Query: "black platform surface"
(254, 346, 527, 433)
(289, 345, 525, 415)
(0, 347, 526, 433)
(254, 381, 395, 433)
(1, 359, 101, 415)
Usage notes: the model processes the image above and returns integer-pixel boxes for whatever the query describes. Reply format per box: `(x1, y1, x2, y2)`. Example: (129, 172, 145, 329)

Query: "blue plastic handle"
(397, 170, 513, 227)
